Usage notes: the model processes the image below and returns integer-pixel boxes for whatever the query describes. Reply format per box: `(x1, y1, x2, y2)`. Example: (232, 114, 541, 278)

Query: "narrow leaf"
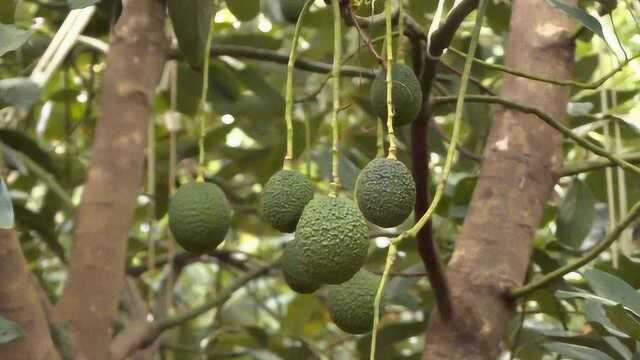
(543, 342, 614, 360)
(0, 315, 22, 344)
(556, 180, 595, 249)
(68, 0, 100, 8)
(0, 24, 33, 57)
(0, 78, 41, 108)
(585, 269, 640, 315)
(0, 178, 14, 229)
(546, 0, 606, 41)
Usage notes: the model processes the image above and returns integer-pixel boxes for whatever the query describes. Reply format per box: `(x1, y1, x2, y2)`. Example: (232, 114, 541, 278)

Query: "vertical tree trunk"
(422, 1, 576, 358)
(55, 1, 167, 359)
(0, 229, 60, 360)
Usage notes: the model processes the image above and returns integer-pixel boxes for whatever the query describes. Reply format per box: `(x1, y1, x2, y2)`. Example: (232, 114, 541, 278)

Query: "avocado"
(355, 158, 416, 228)
(326, 270, 380, 334)
(370, 63, 423, 126)
(280, 240, 321, 294)
(168, 182, 231, 253)
(295, 195, 369, 285)
(260, 169, 314, 233)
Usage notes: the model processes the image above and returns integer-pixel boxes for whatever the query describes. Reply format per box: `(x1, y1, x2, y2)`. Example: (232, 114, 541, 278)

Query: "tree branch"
(432, 95, 640, 176)
(510, 200, 640, 298)
(109, 262, 275, 360)
(429, 0, 480, 57)
(562, 153, 640, 176)
(55, 1, 168, 359)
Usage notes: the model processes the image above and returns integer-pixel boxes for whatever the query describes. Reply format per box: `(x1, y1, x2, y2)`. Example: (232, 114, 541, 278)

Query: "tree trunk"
(422, 0, 576, 358)
(55, 1, 167, 359)
(0, 229, 60, 360)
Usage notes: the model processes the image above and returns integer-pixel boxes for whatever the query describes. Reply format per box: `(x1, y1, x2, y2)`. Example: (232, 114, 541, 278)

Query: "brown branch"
(0, 229, 60, 360)
(109, 262, 274, 360)
(344, 4, 384, 66)
(54, 1, 168, 359)
(428, 0, 480, 57)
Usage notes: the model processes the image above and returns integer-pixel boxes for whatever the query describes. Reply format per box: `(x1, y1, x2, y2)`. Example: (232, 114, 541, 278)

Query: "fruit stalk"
(330, 0, 343, 195)
(197, 16, 215, 178)
(384, 0, 397, 159)
(284, 0, 313, 170)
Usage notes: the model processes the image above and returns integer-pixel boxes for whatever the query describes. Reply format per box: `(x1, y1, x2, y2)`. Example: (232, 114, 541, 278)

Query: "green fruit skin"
(295, 195, 369, 285)
(168, 182, 231, 253)
(280, 240, 321, 294)
(355, 158, 416, 228)
(260, 170, 314, 233)
(281, 0, 307, 23)
(370, 63, 423, 126)
(326, 270, 380, 334)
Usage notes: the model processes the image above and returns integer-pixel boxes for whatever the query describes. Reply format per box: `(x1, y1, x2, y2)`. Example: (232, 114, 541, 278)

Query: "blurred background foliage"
(1, 0, 640, 358)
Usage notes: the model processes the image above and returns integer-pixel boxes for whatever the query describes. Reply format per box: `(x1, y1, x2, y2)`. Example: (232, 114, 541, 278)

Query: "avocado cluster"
(260, 169, 314, 233)
(370, 63, 423, 127)
(168, 181, 231, 253)
(281, 0, 308, 23)
(294, 195, 369, 284)
(280, 240, 320, 294)
(326, 270, 380, 334)
(355, 158, 416, 228)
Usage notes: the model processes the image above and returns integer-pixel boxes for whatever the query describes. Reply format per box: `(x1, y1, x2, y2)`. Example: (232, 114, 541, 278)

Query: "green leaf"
(68, 0, 100, 9)
(226, 0, 260, 22)
(168, 0, 212, 69)
(585, 300, 630, 339)
(0, 24, 33, 57)
(356, 321, 426, 358)
(546, 0, 605, 41)
(556, 180, 595, 249)
(0, 0, 16, 24)
(584, 269, 640, 315)
(0, 315, 22, 344)
(0, 78, 41, 108)
(543, 342, 615, 360)
(603, 304, 640, 341)
(0, 179, 14, 229)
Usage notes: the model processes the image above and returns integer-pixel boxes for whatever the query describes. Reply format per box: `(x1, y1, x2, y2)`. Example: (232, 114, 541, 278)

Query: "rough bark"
(422, 0, 576, 358)
(54, 1, 167, 359)
(0, 229, 60, 360)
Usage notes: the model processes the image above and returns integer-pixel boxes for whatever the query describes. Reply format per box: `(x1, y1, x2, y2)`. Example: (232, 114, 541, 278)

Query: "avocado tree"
(0, 0, 639, 359)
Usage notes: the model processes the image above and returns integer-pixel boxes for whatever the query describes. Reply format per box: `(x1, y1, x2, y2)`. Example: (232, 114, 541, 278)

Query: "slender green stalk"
(431, 95, 640, 176)
(384, 0, 397, 159)
(284, 0, 313, 170)
(370, 243, 397, 360)
(404, 0, 488, 240)
(330, 1, 343, 196)
(448, 47, 639, 89)
(510, 200, 640, 299)
(376, 118, 385, 157)
(197, 17, 216, 179)
(372, 1, 488, 354)
(305, 107, 312, 176)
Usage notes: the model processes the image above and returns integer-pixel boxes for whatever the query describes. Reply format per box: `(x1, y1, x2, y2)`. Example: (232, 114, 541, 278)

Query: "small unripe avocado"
(280, 240, 321, 294)
(355, 158, 416, 228)
(281, 0, 307, 23)
(168, 182, 231, 253)
(260, 169, 314, 233)
(370, 63, 423, 126)
(326, 270, 380, 334)
(295, 195, 369, 285)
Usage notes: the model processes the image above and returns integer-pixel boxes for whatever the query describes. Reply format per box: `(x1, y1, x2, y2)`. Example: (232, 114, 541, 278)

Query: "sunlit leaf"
(0, 315, 22, 344)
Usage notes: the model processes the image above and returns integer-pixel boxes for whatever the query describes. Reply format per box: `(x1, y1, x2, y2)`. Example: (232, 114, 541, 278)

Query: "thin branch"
(345, 6, 426, 41)
(438, 61, 496, 95)
(344, 4, 385, 67)
(110, 262, 275, 360)
(562, 153, 640, 176)
(172, 45, 375, 78)
(432, 95, 640, 176)
(509, 200, 640, 299)
(448, 47, 640, 89)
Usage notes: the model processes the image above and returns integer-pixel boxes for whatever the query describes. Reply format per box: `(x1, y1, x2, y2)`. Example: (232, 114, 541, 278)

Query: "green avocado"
(281, 0, 308, 23)
(370, 63, 423, 126)
(295, 195, 369, 285)
(326, 270, 380, 334)
(168, 182, 231, 253)
(260, 169, 314, 233)
(280, 240, 321, 294)
(355, 158, 416, 228)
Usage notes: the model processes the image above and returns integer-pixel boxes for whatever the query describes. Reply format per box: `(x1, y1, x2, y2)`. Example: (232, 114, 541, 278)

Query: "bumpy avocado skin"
(280, 240, 321, 294)
(260, 170, 314, 233)
(168, 182, 231, 253)
(370, 63, 423, 126)
(281, 0, 307, 23)
(295, 195, 369, 285)
(326, 270, 380, 334)
(355, 158, 416, 228)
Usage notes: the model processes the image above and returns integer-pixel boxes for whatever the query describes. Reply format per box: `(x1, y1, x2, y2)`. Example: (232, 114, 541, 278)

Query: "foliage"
(0, 0, 639, 359)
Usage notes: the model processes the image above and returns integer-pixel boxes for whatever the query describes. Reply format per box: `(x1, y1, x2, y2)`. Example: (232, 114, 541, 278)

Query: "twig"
(509, 200, 640, 299)
(345, 4, 385, 67)
(562, 153, 640, 176)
